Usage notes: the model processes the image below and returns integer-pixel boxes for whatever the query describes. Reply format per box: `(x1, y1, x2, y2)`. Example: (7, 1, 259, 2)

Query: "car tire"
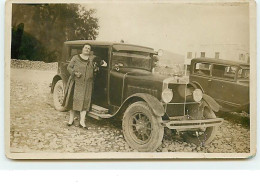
(53, 80, 67, 112)
(122, 101, 164, 152)
(182, 106, 218, 146)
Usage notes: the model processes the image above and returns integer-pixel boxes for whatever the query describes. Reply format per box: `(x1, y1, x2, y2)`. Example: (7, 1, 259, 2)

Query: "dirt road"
(9, 68, 250, 153)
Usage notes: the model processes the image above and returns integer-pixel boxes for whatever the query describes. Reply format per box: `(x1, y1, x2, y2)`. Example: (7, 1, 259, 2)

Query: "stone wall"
(10, 59, 58, 71)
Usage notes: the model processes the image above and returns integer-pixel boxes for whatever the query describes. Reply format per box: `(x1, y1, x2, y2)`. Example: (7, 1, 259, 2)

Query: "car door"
(91, 47, 110, 108)
(108, 52, 128, 107)
(208, 64, 239, 110)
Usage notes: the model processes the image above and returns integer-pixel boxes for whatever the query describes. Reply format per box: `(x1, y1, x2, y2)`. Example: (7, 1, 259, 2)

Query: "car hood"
(118, 67, 189, 84)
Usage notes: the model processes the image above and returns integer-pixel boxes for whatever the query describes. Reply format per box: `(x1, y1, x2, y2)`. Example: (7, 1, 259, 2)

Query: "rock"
(117, 142, 124, 147)
(12, 142, 18, 146)
(37, 143, 44, 149)
(162, 148, 168, 152)
(207, 147, 214, 153)
(45, 133, 53, 138)
(184, 147, 193, 152)
(225, 137, 232, 143)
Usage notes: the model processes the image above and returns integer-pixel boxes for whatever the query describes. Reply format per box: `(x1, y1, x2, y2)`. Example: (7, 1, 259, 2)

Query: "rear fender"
(51, 75, 63, 93)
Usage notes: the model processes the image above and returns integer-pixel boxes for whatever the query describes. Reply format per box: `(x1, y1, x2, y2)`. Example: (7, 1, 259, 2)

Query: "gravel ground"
(10, 68, 250, 153)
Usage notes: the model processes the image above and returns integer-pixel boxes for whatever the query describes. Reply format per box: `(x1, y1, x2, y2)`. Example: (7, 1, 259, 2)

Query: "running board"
(91, 104, 109, 114)
(87, 111, 112, 120)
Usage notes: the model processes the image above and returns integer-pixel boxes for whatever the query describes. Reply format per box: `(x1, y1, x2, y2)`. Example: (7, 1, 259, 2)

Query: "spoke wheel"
(182, 106, 218, 146)
(122, 101, 164, 152)
(53, 80, 67, 112)
(130, 113, 152, 144)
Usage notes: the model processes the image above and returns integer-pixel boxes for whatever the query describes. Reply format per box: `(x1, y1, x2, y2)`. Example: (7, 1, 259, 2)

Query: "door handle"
(208, 79, 212, 82)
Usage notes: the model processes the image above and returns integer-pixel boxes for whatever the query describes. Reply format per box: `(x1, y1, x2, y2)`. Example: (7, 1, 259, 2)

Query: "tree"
(12, 4, 99, 62)
(11, 23, 24, 59)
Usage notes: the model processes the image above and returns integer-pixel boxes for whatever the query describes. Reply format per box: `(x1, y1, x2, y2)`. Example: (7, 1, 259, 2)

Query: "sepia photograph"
(5, 0, 256, 159)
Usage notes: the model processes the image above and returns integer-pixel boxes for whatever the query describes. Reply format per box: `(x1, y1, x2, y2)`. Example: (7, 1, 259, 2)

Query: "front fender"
(51, 74, 63, 93)
(189, 81, 205, 93)
(123, 93, 165, 117)
(202, 94, 221, 112)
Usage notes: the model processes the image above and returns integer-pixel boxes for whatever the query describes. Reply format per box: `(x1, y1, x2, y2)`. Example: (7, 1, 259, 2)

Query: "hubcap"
(130, 113, 152, 143)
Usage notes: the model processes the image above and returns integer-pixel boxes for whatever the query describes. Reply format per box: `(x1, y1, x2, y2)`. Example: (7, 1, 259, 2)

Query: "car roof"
(191, 57, 250, 68)
(64, 40, 155, 53)
(64, 40, 114, 46)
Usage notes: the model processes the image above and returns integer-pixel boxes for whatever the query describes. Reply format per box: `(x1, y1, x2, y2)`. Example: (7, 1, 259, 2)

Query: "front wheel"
(122, 101, 164, 152)
(53, 80, 67, 112)
(182, 107, 218, 146)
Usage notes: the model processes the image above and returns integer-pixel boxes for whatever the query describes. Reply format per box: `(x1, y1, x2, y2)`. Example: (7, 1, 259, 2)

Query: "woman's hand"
(74, 72, 82, 78)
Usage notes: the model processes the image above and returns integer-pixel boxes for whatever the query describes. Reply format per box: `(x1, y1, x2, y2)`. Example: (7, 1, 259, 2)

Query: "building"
(184, 44, 249, 65)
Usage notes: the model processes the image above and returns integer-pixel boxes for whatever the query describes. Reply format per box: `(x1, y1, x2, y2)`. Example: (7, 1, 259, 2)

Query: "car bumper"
(162, 118, 223, 130)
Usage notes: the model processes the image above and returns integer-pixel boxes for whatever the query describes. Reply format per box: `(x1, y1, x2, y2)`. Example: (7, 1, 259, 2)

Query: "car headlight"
(193, 89, 203, 102)
(162, 88, 173, 103)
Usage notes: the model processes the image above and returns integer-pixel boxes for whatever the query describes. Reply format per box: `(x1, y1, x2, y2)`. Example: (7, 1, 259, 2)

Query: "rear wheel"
(122, 101, 164, 152)
(182, 106, 218, 146)
(53, 80, 67, 112)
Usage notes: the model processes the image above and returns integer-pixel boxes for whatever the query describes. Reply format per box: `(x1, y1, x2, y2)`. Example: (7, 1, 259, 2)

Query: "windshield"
(153, 50, 185, 76)
(112, 51, 152, 71)
(238, 68, 250, 80)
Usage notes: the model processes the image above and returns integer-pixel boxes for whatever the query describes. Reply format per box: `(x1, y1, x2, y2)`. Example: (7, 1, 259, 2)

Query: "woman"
(63, 43, 100, 129)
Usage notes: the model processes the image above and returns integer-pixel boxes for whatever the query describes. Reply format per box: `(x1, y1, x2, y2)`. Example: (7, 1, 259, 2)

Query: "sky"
(84, 2, 249, 55)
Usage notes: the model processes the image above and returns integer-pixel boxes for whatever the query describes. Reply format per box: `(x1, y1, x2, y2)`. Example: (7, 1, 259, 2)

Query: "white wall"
(184, 44, 249, 65)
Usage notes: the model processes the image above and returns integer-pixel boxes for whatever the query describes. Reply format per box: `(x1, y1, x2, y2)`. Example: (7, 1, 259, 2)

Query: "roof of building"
(191, 57, 249, 67)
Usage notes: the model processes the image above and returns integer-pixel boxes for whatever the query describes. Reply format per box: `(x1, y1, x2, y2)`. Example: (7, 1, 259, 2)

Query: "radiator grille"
(166, 84, 186, 117)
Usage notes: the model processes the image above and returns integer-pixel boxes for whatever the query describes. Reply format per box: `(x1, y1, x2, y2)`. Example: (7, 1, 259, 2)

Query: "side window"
(224, 66, 237, 79)
(212, 65, 236, 79)
(201, 52, 205, 58)
(70, 48, 81, 59)
(194, 62, 211, 76)
(61, 45, 68, 62)
(238, 68, 250, 79)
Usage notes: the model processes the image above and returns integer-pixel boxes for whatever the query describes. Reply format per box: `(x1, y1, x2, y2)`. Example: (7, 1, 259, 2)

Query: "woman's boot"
(80, 111, 87, 129)
(68, 110, 75, 126)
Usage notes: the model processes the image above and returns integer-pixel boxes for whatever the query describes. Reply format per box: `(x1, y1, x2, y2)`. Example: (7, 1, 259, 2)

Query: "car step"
(87, 111, 112, 120)
(91, 104, 109, 114)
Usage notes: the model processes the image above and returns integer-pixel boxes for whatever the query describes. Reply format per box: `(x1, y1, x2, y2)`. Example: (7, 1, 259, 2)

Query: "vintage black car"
(51, 40, 223, 152)
(189, 58, 249, 112)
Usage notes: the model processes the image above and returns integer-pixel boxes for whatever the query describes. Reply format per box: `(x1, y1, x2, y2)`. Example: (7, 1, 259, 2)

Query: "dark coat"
(62, 74, 75, 110)
(62, 54, 99, 111)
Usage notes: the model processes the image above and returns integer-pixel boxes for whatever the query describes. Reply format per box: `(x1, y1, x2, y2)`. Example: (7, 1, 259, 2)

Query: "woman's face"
(82, 45, 91, 55)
